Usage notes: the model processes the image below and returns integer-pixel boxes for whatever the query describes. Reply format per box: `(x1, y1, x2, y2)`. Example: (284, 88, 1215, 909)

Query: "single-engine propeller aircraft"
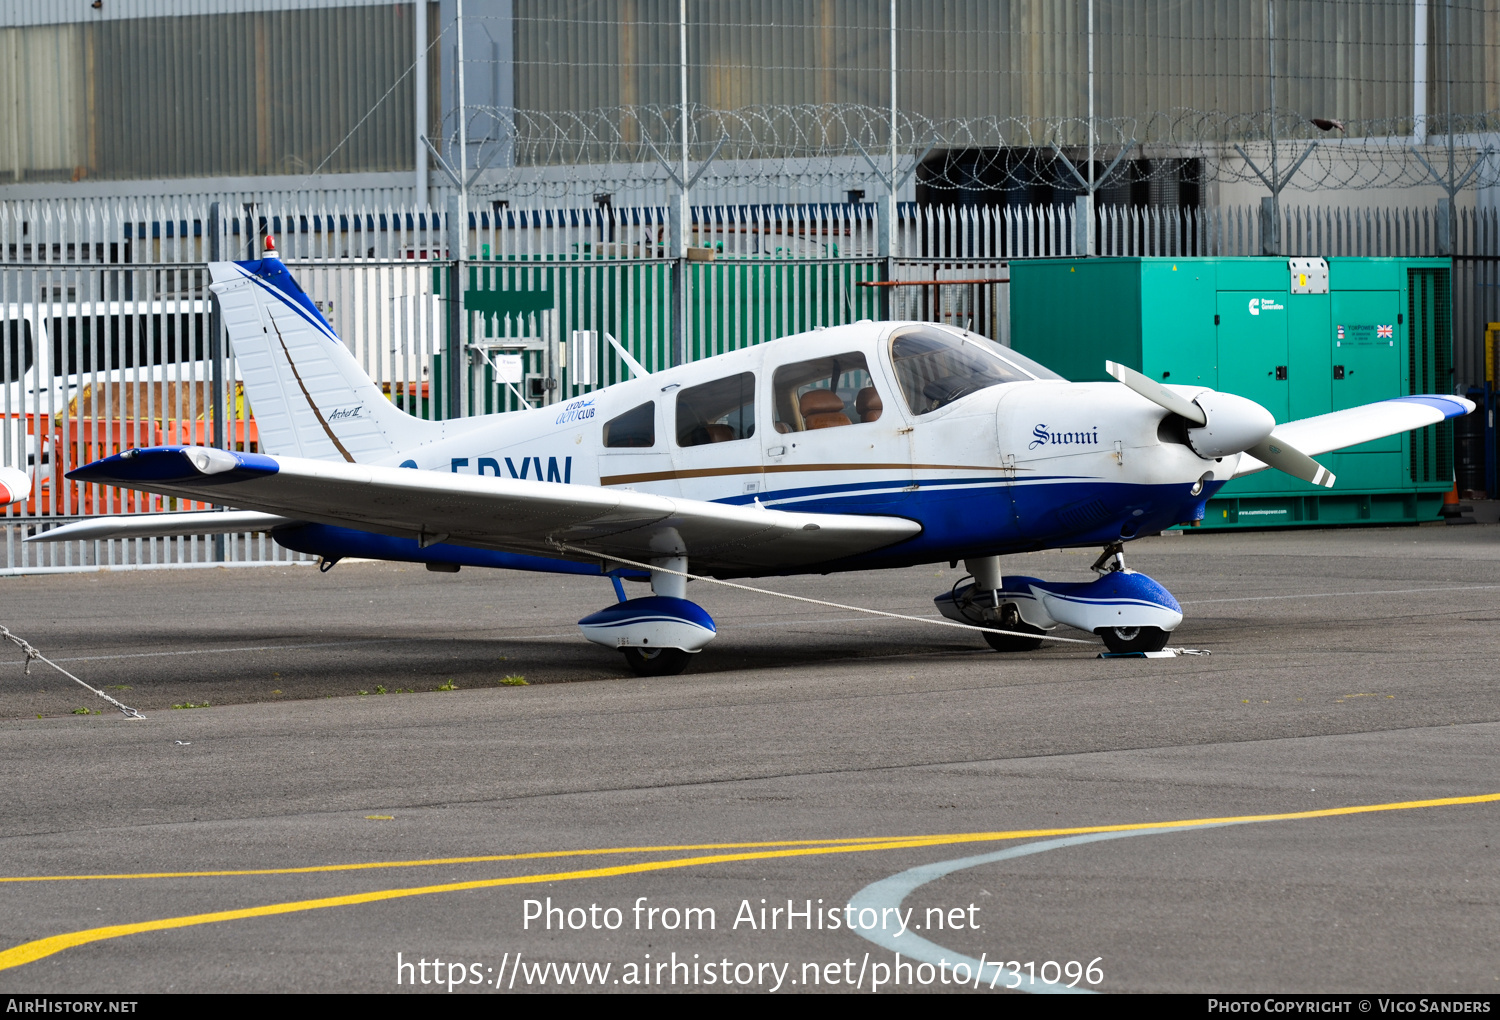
(35, 245, 1473, 675)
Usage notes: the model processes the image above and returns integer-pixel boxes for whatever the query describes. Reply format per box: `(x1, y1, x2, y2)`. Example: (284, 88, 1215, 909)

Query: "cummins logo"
(1248, 297, 1284, 316)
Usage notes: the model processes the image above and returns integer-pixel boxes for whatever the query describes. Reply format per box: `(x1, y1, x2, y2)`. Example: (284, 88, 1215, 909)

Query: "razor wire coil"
(438, 104, 1500, 199)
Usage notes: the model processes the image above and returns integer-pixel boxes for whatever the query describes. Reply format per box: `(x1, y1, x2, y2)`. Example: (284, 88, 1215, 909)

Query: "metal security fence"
(1, 195, 1497, 573)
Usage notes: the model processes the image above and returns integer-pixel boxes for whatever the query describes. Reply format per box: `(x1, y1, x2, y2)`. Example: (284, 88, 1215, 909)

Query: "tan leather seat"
(704, 423, 736, 443)
(800, 388, 851, 430)
(855, 386, 882, 423)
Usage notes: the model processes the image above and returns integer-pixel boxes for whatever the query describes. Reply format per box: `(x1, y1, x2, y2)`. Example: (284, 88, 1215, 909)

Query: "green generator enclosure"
(1009, 256, 1454, 529)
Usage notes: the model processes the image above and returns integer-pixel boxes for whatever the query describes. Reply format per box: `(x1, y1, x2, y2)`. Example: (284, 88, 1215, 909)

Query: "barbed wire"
(445, 104, 1500, 199)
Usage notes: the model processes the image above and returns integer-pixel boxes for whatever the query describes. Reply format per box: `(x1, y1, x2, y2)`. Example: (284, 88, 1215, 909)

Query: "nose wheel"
(1096, 625, 1170, 653)
(621, 646, 693, 677)
(981, 623, 1045, 653)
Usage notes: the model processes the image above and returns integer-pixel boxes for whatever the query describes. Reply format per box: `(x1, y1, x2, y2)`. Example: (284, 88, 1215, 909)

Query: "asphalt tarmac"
(0, 523, 1497, 994)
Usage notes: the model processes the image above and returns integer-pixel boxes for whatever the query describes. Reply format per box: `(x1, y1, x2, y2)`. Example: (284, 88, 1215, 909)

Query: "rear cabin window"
(2, 320, 33, 383)
(676, 372, 755, 447)
(603, 401, 656, 448)
(771, 353, 878, 432)
(889, 325, 1031, 415)
(50, 313, 207, 377)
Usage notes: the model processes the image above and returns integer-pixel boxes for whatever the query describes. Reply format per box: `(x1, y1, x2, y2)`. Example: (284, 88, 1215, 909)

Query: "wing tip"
(1392, 394, 1476, 419)
(68, 446, 279, 486)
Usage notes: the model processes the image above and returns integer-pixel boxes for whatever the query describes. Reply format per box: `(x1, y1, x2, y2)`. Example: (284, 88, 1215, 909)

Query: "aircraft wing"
(1233, 395, 1473, 478)
(64, 446, 921, 574)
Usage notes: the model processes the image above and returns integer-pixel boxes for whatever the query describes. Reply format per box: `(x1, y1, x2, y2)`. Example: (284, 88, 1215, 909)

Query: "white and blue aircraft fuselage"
(40, 250, 1474, 675)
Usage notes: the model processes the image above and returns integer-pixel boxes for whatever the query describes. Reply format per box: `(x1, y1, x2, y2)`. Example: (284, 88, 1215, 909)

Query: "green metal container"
(1009, 256, 1454, 529)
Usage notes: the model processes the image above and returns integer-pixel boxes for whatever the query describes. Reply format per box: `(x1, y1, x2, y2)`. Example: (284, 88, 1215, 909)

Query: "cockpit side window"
(676, 372, 756, 447)
(889, 325, 1029, 415)
(603, 401, 656, 448)
(770, 352, 876, 433)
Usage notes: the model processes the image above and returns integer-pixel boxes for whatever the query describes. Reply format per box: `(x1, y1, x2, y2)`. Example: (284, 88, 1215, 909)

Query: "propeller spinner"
(1105, 361, 1336, 488)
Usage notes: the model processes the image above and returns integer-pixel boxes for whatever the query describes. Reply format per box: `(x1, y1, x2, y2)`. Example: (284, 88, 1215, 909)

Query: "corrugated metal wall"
(1087, 0, 1416, 136)
(1438, 0, 1500, 130)
(0, 2, 416, 181)
(3, 1, 1499, 182)
(0, 24, 88, 181)
(509, 0, 1497, 155)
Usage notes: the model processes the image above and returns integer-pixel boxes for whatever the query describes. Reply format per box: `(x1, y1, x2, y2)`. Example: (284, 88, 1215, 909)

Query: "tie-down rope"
(1, 626, 145, 719)
(552, 543, 1101, 646)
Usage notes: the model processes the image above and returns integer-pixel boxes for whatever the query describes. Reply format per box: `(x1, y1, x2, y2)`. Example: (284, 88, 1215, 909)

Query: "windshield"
(969, 336, 1066, 381)
(889, 325, 1031, 414)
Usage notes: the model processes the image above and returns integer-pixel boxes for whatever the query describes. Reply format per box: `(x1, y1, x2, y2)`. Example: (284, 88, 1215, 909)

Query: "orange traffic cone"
(1441, 478, 1474, 524)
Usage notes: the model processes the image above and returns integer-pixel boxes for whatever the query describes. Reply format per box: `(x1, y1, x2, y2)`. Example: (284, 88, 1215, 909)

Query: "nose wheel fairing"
(935, 572, 1183, 638)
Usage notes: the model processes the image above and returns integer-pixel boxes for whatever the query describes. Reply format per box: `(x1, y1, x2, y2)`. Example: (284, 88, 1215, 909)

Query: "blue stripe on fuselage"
(716, 474, 1087, 508)
(734, 477, 1225, 574)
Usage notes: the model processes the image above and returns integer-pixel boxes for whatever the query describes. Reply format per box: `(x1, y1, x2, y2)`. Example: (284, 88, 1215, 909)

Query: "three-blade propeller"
(1104, 361, 1336, 488)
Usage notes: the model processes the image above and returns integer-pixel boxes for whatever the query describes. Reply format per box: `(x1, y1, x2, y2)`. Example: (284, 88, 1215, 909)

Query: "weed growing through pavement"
(374, 685, 387, 694)
(499, 676, 528, 686)
(172, 701, 210, 709)
(435, 680, 459, 691)
(71, 707, 93, 714)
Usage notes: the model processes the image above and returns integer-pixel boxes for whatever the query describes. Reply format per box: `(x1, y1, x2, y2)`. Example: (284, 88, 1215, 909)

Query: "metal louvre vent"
(1407, 268, 1453, 485)
(1055, 498, 1111, 532)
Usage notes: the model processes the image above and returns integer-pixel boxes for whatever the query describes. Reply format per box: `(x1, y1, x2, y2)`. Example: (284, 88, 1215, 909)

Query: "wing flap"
(68, 447, 921, 573)
(1234, 395, 1473, 477)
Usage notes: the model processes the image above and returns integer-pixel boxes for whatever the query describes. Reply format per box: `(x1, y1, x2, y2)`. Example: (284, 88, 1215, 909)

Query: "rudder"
(208, 255, 441, 463)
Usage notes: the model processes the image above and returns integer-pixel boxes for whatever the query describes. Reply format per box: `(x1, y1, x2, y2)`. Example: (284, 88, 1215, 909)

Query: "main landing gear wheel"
(1096, 626, 1171, 654)
(982, 624, 1045, 652)
(621, 646, 693, 677)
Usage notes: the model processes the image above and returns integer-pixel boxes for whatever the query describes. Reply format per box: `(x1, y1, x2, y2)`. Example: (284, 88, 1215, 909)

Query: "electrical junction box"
(1008, 256, 1454, 529)
(1288, 256, 1329, 294)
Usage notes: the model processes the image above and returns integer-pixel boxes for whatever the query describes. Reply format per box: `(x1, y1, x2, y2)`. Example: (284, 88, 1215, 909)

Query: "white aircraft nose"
(1185, 390, 1276, 459)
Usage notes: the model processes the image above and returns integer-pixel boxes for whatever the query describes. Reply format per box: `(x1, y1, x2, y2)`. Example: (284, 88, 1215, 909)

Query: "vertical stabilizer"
(209, 256, 442, 462)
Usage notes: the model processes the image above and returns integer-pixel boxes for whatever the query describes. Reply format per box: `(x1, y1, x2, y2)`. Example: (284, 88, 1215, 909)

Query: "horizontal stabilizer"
(27, 510, 294, 543)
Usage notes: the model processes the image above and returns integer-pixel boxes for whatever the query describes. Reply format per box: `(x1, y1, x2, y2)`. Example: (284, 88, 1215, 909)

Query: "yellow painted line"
(1, 791, 1494, 973)
(0, 836, 921, 884)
